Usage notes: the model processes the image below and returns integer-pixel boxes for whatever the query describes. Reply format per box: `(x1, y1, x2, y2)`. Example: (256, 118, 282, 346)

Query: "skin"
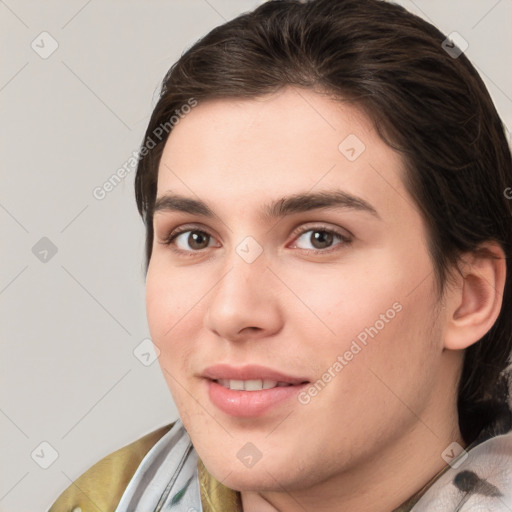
(145, 87, 505, 512)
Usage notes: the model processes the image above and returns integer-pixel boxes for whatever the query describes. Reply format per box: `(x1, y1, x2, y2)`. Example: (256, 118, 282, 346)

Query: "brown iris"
(187, 231, 210, 250)
(310, 230, 334, 249)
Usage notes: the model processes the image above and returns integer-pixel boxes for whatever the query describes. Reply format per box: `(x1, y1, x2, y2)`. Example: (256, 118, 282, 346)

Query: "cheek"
(146, 266, 198, 409)
(279, 252, 413, 351)
(146, 258, 204, 339)
(286, 247, 440, 399)
(145, 259, 209, 391)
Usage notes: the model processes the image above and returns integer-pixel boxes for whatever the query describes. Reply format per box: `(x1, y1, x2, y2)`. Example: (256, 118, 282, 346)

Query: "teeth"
(216, 379, 292, 391)
(263, 379, 277, 389)
(230, 379, 245, 390)
(245, 379, 264, 391)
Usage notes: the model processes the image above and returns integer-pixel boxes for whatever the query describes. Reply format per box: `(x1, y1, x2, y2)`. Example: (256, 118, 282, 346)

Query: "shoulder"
(48, 423, 174, 512)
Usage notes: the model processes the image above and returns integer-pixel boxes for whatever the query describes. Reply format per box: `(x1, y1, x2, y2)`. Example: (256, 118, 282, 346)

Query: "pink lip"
(201, 364, 310, 418)
(201, 364, 309, 384)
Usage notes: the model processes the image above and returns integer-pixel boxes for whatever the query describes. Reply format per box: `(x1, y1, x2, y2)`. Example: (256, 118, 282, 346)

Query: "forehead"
(156, 87, 411, 222)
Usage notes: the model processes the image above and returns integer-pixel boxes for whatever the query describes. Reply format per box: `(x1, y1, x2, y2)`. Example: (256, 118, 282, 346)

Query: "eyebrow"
(153, 190, 380, 220)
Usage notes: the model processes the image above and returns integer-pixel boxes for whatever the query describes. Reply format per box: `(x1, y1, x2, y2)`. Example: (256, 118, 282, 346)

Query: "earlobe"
(444, 243, 506, 351)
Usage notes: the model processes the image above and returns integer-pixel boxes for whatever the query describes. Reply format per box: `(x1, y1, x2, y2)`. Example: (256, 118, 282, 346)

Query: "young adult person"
(49, 0, 512, 510)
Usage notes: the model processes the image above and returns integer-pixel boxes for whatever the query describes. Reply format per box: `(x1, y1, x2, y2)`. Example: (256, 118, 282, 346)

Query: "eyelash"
(160, 224, 219, 257)
(160, 224, 352, 256)
(289, 224, 352, 253)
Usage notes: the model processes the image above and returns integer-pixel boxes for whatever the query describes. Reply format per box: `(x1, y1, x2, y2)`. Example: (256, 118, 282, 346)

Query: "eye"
(166, 229, 220, 252)
(291, 227, 350, 251)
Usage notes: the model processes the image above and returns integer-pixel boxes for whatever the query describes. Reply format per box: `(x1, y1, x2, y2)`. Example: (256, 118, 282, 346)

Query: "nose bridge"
(205, 241, 282, 339)
(216, 231, 268, 290)
(214, 242, 268, 307)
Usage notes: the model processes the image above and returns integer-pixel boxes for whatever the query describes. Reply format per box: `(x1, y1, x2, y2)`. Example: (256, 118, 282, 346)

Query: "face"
(146, 87, 457, 493)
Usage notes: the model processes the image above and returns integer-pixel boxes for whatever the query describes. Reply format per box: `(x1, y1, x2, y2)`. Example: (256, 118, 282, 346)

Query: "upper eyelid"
(154, 209, 354, 234)
(160, 222, 218, 239)
(164, 222, 347, 237)
(291, 223, 351, 237)
(288, 225, 351, 248)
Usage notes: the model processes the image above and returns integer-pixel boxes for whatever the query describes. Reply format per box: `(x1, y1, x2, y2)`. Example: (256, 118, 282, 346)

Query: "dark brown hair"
(135, 0, 512, 444)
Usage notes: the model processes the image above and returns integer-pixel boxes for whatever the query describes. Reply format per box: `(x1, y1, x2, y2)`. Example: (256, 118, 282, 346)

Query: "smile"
(201, 364, 310, 417)
(215, 379, 294, 391)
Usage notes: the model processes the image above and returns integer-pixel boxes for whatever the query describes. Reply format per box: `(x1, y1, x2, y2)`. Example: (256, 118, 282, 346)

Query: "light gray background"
(1, 1, 511, 510)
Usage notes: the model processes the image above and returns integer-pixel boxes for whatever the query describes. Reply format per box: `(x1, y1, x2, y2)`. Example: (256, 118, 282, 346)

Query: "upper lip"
(201, 364, 309, 385)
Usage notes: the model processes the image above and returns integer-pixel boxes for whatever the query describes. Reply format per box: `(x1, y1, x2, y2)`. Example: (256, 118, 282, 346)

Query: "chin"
(204, 451, 310, 493)
(219, 466, 290, 493)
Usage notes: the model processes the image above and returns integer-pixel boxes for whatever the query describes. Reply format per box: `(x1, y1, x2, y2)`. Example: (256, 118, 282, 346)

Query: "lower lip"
(207, 380, 307, 417)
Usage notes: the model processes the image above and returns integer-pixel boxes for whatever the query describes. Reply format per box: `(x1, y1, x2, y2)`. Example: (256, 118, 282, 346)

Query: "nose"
(204, 253, 284, 342)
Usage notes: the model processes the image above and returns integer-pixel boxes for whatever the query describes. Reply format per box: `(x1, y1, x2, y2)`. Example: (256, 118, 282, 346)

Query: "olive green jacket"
(47, 423, 241, 512)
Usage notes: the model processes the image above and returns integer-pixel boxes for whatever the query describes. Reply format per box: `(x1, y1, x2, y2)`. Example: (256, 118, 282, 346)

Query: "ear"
(443, 242, 507, 351)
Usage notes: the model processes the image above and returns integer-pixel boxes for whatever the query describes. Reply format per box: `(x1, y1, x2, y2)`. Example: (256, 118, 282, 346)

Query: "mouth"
(201, 364, 310, 417)
(215, 379, 298, 391)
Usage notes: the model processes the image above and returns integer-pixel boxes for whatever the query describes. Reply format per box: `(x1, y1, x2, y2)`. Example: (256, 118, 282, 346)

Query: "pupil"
(189, 231, 209, 249)
(312, 230, 333, 249)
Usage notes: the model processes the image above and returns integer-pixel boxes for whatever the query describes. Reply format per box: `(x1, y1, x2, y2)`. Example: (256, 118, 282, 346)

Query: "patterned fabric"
(410, 431, 512, 511)
(112, 419, 201, 511)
